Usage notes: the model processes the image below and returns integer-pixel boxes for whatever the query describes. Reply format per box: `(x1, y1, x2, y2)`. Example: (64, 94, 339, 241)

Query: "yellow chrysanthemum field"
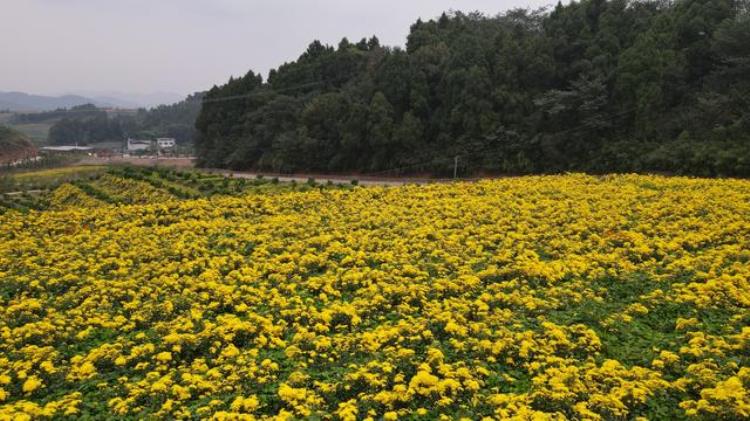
(1, 173, 750, 420)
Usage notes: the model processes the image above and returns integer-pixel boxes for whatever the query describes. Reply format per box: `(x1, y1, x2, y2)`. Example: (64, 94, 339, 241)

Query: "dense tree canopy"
(48, 105, 122, 145)
(196, 0, 750, 177)
(46, 94, 203, 146)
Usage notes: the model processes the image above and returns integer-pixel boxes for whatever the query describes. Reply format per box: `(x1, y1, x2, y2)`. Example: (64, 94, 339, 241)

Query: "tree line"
(195, 0, 750, 177)
(33, 94, 204, 146)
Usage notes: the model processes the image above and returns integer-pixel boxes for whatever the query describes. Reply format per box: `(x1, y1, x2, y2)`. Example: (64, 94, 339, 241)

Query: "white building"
(127, 138, 153, 152)
(156, 138, 176, 149)
(41, 146, 93, 152)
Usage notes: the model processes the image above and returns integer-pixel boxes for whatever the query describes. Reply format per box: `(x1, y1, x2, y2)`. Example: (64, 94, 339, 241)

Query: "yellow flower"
(22, 376, 43, 393)
(230, 395, 260, 413)
(336, 399, 358, 421)
(40, 361, 56, 374)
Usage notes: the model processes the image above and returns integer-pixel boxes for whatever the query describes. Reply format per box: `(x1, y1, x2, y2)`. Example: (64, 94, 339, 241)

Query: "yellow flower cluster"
(89, 174, 175, 204)
(1, 173, 749, 419)
(48, 183, 105, 209)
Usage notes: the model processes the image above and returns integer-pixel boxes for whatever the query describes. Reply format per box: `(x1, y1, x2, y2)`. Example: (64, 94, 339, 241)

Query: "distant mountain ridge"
(76, 91, 184, 109)
(0, 91, 184, 112)
(0, 91, 116, 112)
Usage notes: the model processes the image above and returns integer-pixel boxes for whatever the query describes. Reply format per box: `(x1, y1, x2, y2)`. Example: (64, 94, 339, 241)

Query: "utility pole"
(453, 155, 459, 179)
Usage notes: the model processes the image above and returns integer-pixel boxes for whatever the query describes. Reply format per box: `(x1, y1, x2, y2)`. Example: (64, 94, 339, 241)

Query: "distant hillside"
(44, 94, 204, 145)
(0, 91, 186, 112)
(132, 92, 204, 142)
(81, 91, 184, 109)
(0, 91, 110, 112)
(0, 126, 37, 164)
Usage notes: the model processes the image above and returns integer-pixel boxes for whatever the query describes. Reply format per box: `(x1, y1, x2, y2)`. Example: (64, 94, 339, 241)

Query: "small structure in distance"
(127, 138, 153, 152)
(40, 146, 94, 153)
(157, 138, 176, 149)
(126, 138, 176, 152)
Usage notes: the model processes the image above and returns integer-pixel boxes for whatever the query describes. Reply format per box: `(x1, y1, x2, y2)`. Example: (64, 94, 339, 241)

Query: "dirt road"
(79, 156, 446, 186)
(211, 170, 441, 186)
(78, 156, 196, 168)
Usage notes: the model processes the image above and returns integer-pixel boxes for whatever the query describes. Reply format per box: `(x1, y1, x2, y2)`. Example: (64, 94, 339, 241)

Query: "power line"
(6, 73, 644, 181)
(199, 76, 358, 105)
(359, 105, 640, 178)
(3, 75, 359, 119)
(197, 59, 359, 104)
(5, 108, 141, 116)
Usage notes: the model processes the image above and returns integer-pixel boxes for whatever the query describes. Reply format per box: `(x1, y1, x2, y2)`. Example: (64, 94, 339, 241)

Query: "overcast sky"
(2, 0, 556, 98)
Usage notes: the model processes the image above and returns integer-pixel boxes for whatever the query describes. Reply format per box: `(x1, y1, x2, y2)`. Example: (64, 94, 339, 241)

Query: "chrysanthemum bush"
(0, 174, 749, 419)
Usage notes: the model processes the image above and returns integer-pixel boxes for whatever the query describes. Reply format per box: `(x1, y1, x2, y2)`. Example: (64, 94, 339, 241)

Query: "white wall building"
(157, 138, 176, 149)
(41, 146, 93, 152)
(127, 138, 153, 152)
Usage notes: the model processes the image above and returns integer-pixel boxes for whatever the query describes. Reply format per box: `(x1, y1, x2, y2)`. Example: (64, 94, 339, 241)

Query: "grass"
(0, 125, 35, 154)
(10, 165, 107, 186)
(0, 111, 58, 145)
(6, 122, 54, 145)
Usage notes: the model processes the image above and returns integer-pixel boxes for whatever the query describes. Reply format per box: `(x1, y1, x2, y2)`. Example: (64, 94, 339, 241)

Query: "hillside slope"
(43, 93, 204, 145)
(0, 125, 37, 164)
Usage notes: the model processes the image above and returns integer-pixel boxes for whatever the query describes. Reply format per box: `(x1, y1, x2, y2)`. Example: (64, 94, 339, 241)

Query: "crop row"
(1, 166, 356, 213)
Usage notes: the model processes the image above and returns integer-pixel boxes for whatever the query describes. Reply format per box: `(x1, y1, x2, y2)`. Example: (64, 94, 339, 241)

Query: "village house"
(126, 138, 153, 152)
(156, 138, 176, 149)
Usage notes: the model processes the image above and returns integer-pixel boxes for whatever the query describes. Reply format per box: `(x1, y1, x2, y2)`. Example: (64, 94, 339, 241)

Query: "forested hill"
(195, 0, 750, 177)
(41, 93, 203, 146)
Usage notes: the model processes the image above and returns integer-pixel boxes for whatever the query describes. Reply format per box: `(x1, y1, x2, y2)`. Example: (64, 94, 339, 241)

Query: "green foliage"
(47, 104, 121, 145)
(1, 165, 359, 215)
(45, 94, 204, 146)
(0, 125, 36, 165)
(195, 0, 750, 177)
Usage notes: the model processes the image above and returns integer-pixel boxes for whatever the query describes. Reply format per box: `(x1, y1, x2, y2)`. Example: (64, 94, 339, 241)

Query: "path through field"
(78, 156, 441, 186)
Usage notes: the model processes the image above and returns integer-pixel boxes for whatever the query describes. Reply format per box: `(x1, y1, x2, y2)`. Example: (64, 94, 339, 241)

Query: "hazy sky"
(2, 0, 556, 97)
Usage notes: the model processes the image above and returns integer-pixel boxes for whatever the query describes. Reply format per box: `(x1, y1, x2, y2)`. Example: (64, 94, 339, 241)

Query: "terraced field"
(1, 166, 344, 214)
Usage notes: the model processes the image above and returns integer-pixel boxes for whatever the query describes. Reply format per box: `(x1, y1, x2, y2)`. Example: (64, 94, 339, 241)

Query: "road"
(78, 156, 196, 168)
(211, 170, 441, 186)
(78, 156, 449, 186)
(3, 190, 45, 196)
